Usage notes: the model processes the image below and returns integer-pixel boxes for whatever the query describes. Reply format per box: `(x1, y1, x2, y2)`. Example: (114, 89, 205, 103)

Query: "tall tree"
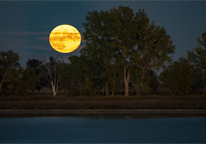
(39, 56, 62, 96)
(131, 10, 175, 95)
(0, 50, 20, 93)
(106, 6, 138, 96)
(187, 30, 206, 94)
(82, 5, 175, 96)
(82, 10, 117, 96)
(82, 6, 138, 96)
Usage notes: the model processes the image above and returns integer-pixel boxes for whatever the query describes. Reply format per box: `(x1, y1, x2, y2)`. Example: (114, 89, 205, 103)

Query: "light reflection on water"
(0, 116, 206, 143)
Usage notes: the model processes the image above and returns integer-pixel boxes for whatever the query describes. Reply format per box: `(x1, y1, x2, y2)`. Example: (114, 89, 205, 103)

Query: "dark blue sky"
(0, 1, 206, 67)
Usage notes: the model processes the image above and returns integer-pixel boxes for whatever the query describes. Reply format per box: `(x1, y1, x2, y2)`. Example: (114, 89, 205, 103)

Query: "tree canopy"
(0, 50, 20, 93)
(82, 5, 175, 96)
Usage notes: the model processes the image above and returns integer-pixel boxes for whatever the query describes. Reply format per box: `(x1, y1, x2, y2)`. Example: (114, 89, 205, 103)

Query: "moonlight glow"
(49, 24, 81, 53)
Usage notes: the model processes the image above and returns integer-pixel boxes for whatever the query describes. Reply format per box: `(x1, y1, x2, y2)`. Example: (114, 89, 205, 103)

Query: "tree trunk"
(124, 67, 130, 96)
(105, 81, 109, 96)
(112, 83, 114, 96)
(52, 87, 57, 96)
(53, 91, 57, 97)
(125, 80, 129, 96)
(140, 72, 145, 94)
(51, 83, 57, 96)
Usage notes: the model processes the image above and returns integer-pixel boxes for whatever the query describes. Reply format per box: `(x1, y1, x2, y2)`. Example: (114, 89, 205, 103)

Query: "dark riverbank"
(0, 94, 206, 110)
(1, 110, 206, 118)
(0, 94, 206, 117)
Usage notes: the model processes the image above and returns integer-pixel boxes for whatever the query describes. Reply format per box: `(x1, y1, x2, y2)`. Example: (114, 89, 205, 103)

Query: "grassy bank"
(0, 94, 206, 110)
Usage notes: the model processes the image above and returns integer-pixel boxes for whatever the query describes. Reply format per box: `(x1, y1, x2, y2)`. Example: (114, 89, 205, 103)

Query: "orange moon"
(49, 24, 81, 53)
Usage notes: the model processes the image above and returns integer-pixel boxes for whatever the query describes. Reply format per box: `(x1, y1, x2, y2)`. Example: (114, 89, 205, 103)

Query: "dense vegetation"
(0, 6, 206, 97)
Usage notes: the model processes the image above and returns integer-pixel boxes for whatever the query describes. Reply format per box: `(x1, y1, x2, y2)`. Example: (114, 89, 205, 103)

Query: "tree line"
(0, 6, 206, 96)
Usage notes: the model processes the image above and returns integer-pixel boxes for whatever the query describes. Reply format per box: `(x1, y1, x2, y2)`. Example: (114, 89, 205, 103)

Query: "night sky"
(0, 1, 206, 67)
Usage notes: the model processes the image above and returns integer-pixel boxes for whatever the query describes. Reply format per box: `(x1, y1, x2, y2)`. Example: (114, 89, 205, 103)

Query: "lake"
(0, 116, 206, 143)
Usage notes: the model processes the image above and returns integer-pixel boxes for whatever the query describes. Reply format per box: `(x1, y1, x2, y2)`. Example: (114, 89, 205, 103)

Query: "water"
(0, 116, 206, 143)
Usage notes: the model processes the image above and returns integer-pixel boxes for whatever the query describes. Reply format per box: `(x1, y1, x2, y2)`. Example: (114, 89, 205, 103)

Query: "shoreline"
(1, 109, 206, 112)
(1, 95, 206, 110)
(1, 109, 206, 118)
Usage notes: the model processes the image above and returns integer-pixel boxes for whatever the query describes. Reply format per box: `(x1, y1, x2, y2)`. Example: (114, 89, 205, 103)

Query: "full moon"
(49, 24, 81, 53)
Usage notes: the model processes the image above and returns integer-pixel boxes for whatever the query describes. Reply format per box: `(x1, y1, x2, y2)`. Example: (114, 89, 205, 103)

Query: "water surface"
(0, 116, 206, 143)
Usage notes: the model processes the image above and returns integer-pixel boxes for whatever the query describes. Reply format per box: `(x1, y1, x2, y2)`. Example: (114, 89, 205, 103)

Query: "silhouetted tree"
(131, 12, 175, 94)
(187, 30, 206, 94)
(39, 56, 63, 96)
(1, 67, 22, 95)
(82, 10, 119, 96)
(82, 6, 175, 96)
(104, 6, 138, 96)
(0, 50, 20, 93)
(159, 57, 195, 96)
(21, 67, 41, 93)
(65, 55, 99, 96)
(26, 59, 43, 92)
(26, 59, 42, 74)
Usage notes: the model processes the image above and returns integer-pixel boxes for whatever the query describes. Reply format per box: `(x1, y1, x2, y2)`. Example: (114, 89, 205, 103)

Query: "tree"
(82, 6, 138, 96)
(131, 68, 159, 95)
(26, 59, 43, 74)
(105, 6, 138, 96)
(0, 50, 20, 93)
(39, 56, 62, 96)
(159, 57, 195, 96)
(1, 67, 23, 95)
(130, 10, 175, 95)
(59, 55, 86, 96)
(67, 55, 99, 96)
(82, 6, 175, 96)
(187, 30, 206, 94)
(26, 59, 43, 92)
(21, 67, 41, 93)
(82, 10, 118, 96)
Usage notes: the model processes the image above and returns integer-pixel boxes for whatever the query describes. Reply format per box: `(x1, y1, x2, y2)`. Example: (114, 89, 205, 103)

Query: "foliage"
(1, 67, 22, 95)
(21, 67, 41, 92)
(26, 59, 43, 74)
(130, 11, 175, 94)
(187, 30, 206, 69)
(131, 69, 159, 95)
(82, 9, 119, 96)
(1, 67, 40, 96)
(187, 30, 206, 94)
(159, 57, 195, 96)
(0, 50, 20, 94)
(70, 55, 99, 96)
(82, 5, 175, 96)
(26, 59, 43, 92)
